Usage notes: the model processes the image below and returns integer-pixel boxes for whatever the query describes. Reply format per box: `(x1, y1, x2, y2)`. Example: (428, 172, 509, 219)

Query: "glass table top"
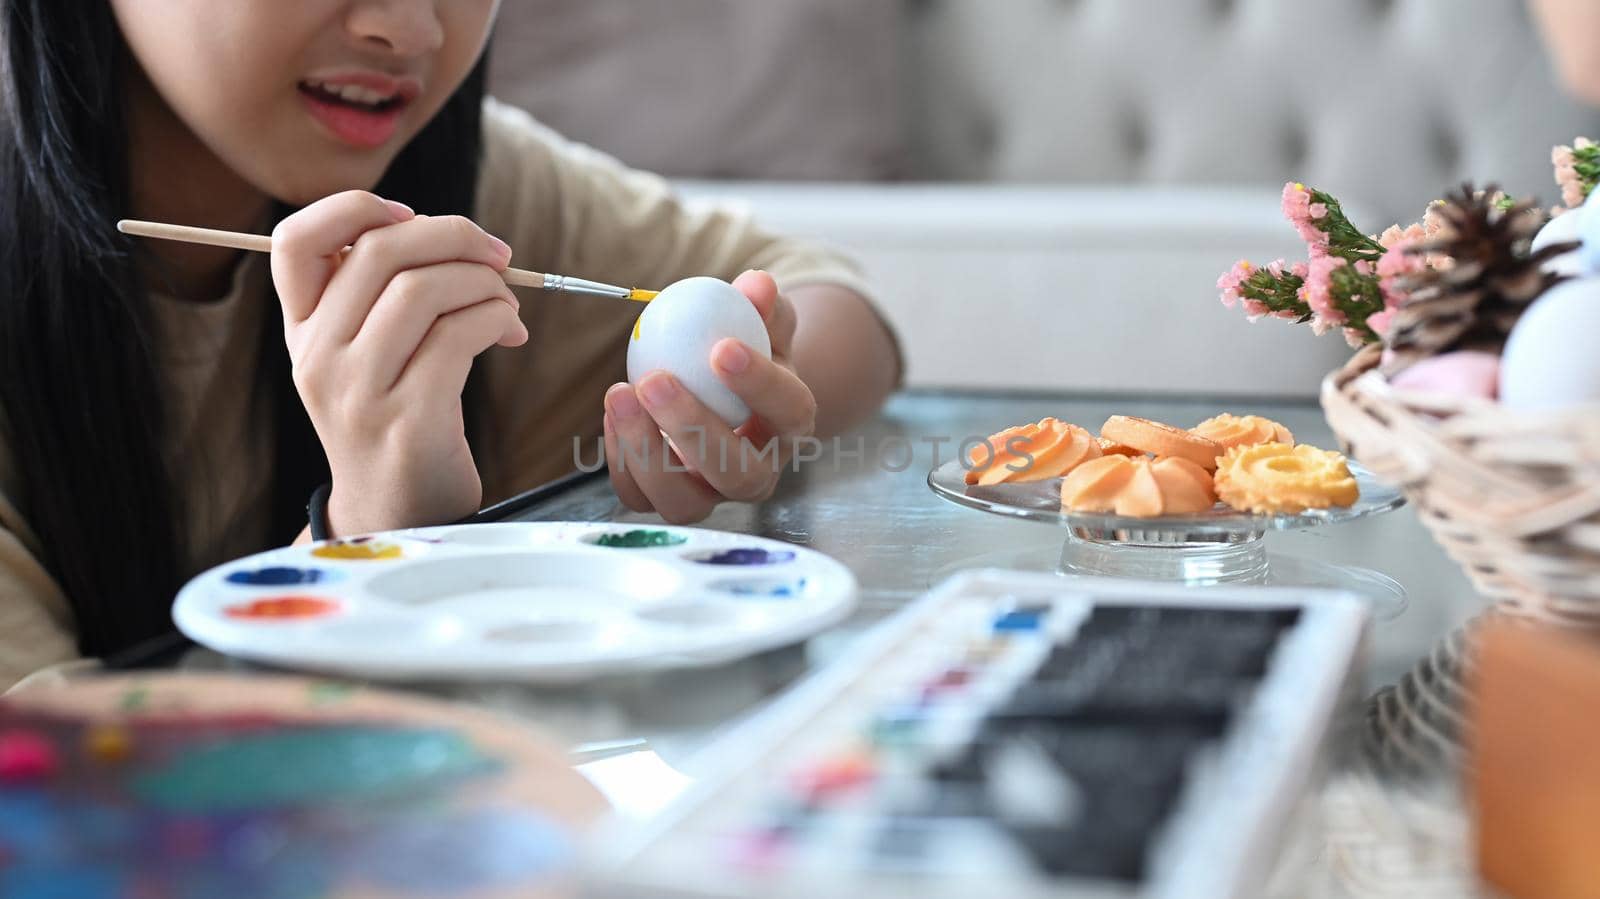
(177, 389, 1482, 783)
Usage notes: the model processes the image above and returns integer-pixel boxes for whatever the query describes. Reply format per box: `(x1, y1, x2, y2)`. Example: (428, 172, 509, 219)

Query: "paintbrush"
(117, 219, 659, 303)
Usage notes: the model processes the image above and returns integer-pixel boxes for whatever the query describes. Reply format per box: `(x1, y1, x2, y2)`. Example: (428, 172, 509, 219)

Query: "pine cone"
(1382, 184, 1576, 375)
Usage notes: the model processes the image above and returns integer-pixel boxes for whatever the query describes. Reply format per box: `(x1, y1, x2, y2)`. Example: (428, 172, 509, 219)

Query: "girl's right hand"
(270, 190, 528, 537)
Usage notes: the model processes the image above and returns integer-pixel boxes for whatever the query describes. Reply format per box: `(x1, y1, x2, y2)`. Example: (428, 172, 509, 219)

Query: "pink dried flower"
(1217, 259, 1252, 309)
(1240, 298, 1271, 319)
(1282, 182, 1329, 248)
(1378, 223, 1426, 250)
(1422, 202, 1447, 238)
(1552, 138, 1599, 208)
(1375, 232, 1426, 312)
(1367, 308, 1395, 337)
(1304, 254, 1348, 325)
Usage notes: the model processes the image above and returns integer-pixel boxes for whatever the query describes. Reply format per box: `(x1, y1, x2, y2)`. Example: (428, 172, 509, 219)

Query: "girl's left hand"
(603, 270, 816, 524)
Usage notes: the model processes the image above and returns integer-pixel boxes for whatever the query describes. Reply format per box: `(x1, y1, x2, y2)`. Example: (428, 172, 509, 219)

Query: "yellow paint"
(311, 541, 403, 561)
(85, 725, 132, 764)
(629, 289, 657, 302)
(632, 316, 642, 341)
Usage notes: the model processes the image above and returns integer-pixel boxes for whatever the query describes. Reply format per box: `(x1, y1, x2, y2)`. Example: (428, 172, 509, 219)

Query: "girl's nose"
(345, 0, 445, 57)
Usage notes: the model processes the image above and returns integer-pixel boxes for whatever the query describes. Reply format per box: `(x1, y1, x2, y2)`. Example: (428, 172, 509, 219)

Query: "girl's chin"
(262, 166, 393, 209)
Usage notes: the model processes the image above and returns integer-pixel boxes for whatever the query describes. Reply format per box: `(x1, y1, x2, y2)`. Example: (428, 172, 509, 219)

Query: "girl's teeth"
(304, 81, 394, 107)
(337, 85, 386, 105)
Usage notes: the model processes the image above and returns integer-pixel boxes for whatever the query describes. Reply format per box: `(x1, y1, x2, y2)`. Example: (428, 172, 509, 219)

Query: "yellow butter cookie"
(1213, 443, 1359, 514)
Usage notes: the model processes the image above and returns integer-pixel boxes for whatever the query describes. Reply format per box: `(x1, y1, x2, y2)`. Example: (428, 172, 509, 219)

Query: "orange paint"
(225, 596, 340, 620)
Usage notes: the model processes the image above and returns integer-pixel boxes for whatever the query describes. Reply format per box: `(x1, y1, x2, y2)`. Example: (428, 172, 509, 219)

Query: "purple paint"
(695, 548, 797, 566)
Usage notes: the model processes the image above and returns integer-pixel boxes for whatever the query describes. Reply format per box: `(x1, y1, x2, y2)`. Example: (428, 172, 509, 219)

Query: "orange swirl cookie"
(1100, 416, 1223, 471)
(966, 418, 1101, 486)
(1213, 443, 1360, 514)
(1060, 455, 1217, 517)
(1192, 414, 1295, 450)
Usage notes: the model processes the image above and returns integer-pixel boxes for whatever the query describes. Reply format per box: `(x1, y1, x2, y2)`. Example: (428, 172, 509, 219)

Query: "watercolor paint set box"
(593, 570, 1369, 899)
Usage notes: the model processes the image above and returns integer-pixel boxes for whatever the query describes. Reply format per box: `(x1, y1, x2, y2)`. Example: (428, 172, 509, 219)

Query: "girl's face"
(111, 0, 499, 206)
(1529, 0, 1600, 105)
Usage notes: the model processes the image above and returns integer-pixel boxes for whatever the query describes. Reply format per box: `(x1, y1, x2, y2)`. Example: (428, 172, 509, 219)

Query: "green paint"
(133, 726, 496, 813)
(118, 687, 150, 713)
(595, 529, 686, 548)
(307, 682, 358, 706)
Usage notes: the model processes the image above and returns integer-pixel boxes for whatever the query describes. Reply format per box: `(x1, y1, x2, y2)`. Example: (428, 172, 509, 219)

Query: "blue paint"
(992, 609, 1045, 632)
(225, 567, 339, 587)
(0, 792, 65, 858)
(718, 578, 808, 598)
(696, 548, 797, 566)
(133, 727, 496, 813)
(2, 863, 121, 899)
(871, 706, 926, 746)
(349, 808, 572, 891)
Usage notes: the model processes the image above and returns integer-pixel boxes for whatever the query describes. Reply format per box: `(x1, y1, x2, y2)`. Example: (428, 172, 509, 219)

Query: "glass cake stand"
(928, 459, 1408, 614)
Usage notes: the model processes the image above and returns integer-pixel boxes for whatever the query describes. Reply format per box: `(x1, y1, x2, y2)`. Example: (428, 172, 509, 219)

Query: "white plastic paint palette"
(173, 523, 858, 683)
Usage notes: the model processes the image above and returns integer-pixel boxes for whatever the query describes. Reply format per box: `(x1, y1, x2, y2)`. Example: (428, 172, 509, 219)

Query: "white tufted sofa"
(672, 0, 1599, 396)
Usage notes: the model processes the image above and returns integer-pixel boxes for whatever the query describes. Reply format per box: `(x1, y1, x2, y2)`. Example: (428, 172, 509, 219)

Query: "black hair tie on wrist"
(307, 482, 333, 541)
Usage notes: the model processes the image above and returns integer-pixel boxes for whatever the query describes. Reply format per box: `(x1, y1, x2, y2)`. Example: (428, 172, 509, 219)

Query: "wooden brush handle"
(117, 219, 545, 289)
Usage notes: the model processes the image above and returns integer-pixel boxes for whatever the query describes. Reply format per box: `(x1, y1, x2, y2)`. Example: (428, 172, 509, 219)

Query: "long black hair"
(0, 1, 488, 658)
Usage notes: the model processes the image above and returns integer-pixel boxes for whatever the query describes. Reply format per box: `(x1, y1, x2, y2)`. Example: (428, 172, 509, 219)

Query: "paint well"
(224, 597, 339, 621)
(312, 540, 403, 561)
(691, 548, 797, 566)
(591, 529, 687, 549)
(713, 577, 809, 598)
(226, 567, 338, 587)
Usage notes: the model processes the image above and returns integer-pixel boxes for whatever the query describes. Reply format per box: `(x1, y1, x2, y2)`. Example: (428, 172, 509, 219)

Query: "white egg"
(627, 277, 772, 426)
(1533, 207, 1586, 277)
(1578, 189, 1600, 276)
(1500, 277, 1600, 410)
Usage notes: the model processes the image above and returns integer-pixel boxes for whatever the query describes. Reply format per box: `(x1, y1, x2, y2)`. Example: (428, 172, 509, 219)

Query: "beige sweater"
(0, 98, 875, 687)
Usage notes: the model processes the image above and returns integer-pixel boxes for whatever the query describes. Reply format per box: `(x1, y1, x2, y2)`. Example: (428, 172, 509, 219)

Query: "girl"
(0, 1, 901, 686)
(1530, 0, 1600, 105)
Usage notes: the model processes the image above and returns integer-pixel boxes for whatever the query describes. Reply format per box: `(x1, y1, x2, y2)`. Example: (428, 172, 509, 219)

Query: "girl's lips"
(299, 86, 408, 150)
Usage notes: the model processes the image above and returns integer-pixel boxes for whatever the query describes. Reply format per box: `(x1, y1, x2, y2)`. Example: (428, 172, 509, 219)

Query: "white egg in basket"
(1501, 277, 1600, 410)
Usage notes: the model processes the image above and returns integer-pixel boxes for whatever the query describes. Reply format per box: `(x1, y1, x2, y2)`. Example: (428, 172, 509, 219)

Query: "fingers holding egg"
(628, 277, 772, 427)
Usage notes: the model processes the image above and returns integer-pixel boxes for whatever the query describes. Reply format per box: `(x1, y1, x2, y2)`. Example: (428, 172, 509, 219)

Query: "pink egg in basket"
(1389, 350, 1501, 402)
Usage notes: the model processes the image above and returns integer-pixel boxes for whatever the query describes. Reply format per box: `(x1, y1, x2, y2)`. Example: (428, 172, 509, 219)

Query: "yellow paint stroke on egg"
(632, 316, 642, 341)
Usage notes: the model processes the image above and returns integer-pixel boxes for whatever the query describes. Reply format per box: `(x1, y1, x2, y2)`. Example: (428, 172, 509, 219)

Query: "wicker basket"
(1321, 344, 1600, 628)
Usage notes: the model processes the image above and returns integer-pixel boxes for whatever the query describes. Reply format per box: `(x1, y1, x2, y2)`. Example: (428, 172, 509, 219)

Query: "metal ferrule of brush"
(542, 273, 631, 299)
